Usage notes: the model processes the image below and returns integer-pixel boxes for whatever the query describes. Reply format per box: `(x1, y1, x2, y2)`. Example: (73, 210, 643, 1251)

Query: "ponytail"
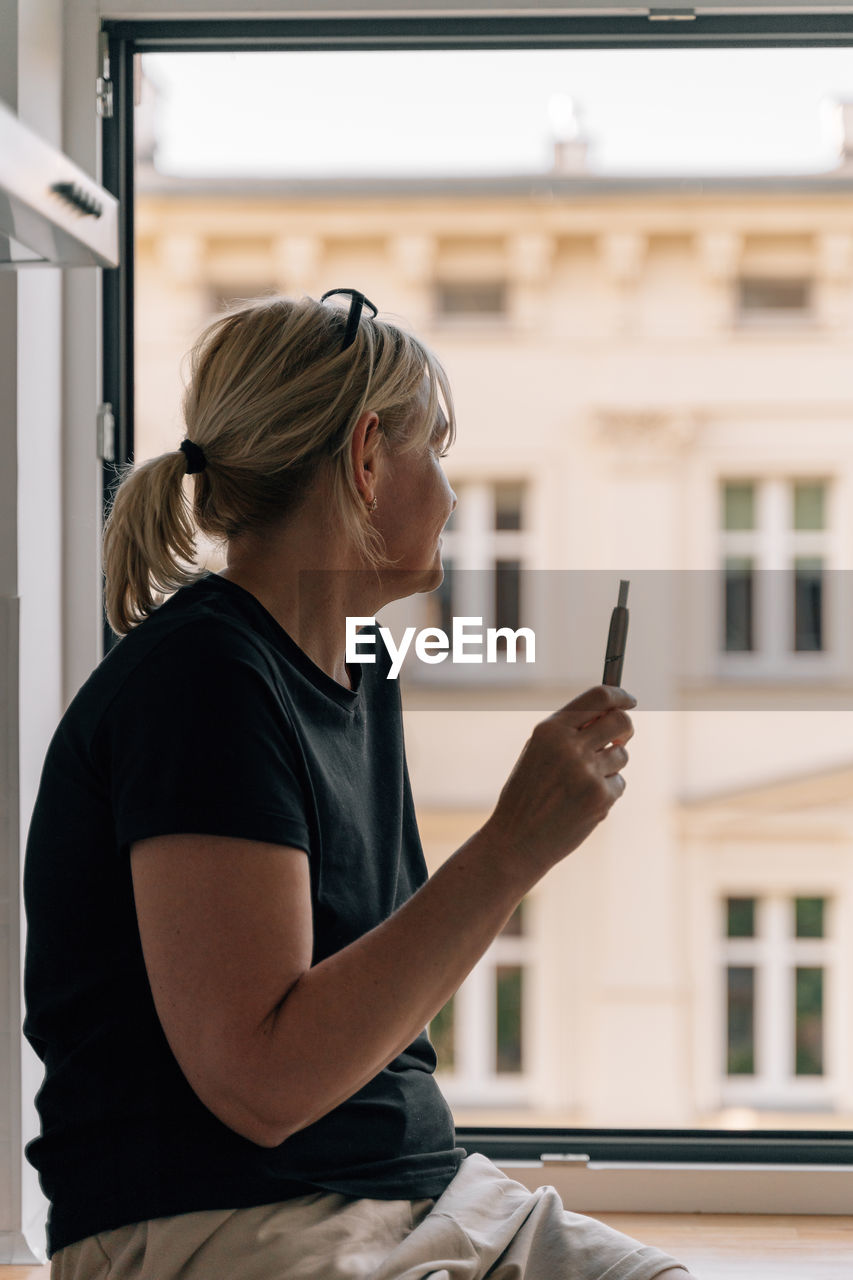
(103, 451, 200, 635)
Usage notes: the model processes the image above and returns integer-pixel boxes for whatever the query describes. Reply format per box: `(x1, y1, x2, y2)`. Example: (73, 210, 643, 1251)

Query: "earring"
(367, 496, 378, 513)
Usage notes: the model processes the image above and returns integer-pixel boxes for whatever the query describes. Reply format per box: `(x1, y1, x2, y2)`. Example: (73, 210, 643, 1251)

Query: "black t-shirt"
(23, 573, 464, 1258)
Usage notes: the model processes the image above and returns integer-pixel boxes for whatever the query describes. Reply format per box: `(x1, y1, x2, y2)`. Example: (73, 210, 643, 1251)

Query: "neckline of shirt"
(203, 573, 364, 711)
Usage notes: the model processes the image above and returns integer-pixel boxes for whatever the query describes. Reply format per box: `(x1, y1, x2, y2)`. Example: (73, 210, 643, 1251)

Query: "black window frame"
(101, 9, 853, 1172)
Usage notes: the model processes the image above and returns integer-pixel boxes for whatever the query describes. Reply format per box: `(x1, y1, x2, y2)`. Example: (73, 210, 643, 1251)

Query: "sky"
(141, 47, 853, 179)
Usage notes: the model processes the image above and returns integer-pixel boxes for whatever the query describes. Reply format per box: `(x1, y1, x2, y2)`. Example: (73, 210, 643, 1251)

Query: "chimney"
(548, 93, 589, 175)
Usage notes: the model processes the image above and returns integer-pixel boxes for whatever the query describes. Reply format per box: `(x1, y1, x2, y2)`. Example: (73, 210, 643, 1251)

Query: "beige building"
(134, 118, 853, 1132)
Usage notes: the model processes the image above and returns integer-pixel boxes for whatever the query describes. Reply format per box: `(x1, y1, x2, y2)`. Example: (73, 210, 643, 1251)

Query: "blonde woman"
(24, 292, 693, 1280)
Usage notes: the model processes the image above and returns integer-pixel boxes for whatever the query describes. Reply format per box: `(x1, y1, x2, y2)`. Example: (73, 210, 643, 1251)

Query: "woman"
(24, 291, 693, 1279)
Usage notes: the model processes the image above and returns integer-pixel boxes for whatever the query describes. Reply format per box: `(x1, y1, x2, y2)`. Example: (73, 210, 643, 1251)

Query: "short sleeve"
(101, 621, 312, 856)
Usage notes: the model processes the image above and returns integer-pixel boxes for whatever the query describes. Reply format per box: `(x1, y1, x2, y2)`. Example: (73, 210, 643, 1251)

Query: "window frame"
(719, 893, 838, 1107)
(101, 7, 853, 1198)
(718, 475, 838, 678)
(434, 899, 538, 1106)
(409, 476, 535, 686)
(736, 274, 817, 326)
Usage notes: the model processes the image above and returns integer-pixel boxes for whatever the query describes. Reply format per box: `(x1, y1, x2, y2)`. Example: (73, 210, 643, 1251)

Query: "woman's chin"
(420, 563, 445, 594)
(382, 562, 444, 601)
(406, 558, 445, 596)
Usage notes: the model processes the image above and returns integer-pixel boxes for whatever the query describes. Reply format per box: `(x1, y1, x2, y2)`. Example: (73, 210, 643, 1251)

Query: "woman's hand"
(481, 684, 636, 885)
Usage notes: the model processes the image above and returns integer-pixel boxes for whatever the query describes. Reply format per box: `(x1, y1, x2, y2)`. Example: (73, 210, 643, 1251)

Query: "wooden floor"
(2, 1214, 851, 1277)
(593, 1214, 853, 1279)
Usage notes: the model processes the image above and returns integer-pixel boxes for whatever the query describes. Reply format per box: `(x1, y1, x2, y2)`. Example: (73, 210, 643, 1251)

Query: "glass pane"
(738, 278, 812, 312)
(495, 965, 524, 1074)
(793, 481, 825, 530)
(726, 966, 756, 1076)
(436, 281, 506, 316)
(795, 967, 824, 1076)
(726, 897, 756, 938)
(136, 45, 853, 1136)
(430, 996, 456, 1073)
(494, 560, 522, 645)
(722, 482, 755, 531)
(795, 897, 825, 939)
(494, 482, 524, 531)
(724, 558, 754, 651)
(793, 558, 823, 652)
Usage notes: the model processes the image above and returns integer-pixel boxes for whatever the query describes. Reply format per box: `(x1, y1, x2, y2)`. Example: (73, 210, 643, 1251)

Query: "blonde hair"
(103, 293, 456, 635)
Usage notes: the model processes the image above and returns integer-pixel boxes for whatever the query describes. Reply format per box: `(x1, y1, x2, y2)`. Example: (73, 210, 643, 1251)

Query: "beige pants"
(51, 1153, 688, 1280)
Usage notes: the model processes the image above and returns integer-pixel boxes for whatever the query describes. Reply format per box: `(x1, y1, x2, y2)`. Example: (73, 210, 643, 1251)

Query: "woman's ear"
(350, 410, 382, 503)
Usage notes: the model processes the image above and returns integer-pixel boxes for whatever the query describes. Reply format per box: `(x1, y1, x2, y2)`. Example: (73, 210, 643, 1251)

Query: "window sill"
(495, 1159, 853, 1215)
(462, 1127, 853, 1214)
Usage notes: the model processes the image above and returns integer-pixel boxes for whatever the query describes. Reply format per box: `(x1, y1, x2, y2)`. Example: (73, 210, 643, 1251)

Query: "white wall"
(1, 0, 102, 1259)
(1, 0, 58, 1260)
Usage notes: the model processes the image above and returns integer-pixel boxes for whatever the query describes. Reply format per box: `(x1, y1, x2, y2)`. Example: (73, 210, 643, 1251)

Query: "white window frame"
(442, 479, 531, 591)
(718, 475, 843, 681)
(719, 894, 838, 1110)
(408, 477, 537, 687)
(435, 905, 538, 1108)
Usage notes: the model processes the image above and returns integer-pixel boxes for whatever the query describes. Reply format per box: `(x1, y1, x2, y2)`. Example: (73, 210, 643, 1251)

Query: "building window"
(494, 480, 524, 531)
(719, 477, 831, 673)
(720, 894, 833, 1105)
(737, 277, 813, 323)
(435, 280, 507, 321)
(431, 900, 534, 1104)
(420, 480, 532, 671)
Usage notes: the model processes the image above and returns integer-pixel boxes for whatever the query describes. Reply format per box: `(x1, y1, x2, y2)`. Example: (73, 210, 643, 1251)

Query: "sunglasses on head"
(320, 288, 378, 352)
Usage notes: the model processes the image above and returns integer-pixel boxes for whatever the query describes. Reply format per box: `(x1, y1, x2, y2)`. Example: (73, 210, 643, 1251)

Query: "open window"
(101, 8, 853, 1210)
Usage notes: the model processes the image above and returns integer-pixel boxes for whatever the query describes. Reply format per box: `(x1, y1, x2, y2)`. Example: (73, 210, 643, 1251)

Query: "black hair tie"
(179, 439, 207, 475)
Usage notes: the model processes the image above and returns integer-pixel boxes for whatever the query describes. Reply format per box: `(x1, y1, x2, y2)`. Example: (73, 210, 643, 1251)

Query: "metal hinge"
(96, 31, 113, 119)
(97, 402, 116, 462)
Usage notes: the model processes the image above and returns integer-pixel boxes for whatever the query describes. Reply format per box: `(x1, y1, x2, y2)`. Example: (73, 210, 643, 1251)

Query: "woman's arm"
(131, 684, 634, 1148)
